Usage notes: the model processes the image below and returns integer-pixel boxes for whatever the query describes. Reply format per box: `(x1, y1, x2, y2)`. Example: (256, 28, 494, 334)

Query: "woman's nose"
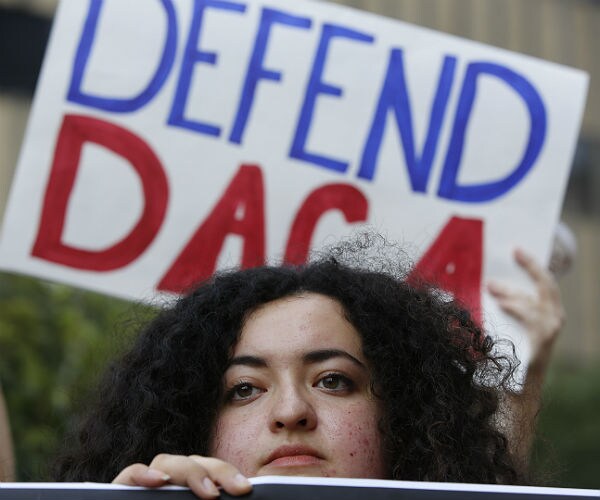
(268, 386, 317, 432)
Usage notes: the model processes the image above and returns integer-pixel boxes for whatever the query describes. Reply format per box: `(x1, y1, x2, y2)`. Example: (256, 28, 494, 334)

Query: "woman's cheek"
(325, 402, 386, 478)
(210, 412, 262, 475)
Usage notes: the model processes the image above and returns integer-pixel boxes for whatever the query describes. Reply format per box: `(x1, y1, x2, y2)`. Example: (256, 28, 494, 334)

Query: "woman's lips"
(268, 455, 322, 467)
(265, 445, 323, 467)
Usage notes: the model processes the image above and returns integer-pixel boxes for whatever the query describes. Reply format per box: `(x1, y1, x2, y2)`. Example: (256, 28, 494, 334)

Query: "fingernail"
(203, 477, 220, 496)
(235, 473, 251, 488)
(515, 248, 529, 261)
(146, 468, 171, 481)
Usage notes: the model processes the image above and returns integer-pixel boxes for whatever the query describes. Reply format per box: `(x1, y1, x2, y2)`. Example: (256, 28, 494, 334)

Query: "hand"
(488, 248, 565, 466)
(113, 454, 252, 498)
(488, 248, 564, 370)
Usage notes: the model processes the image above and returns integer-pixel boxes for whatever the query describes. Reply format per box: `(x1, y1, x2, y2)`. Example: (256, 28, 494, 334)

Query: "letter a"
(158, 164, 265, 293)
(408, 216, 483, 323)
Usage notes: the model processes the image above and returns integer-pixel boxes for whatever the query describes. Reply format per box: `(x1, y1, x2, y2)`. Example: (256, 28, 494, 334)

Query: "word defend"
(69, 0, 545, 203)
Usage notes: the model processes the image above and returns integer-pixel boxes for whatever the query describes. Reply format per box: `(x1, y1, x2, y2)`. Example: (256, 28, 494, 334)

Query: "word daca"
(32, 114, 484, 318)
(69, 0, 547, 203)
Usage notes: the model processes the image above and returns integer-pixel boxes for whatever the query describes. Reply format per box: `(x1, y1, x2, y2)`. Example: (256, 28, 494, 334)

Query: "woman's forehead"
(233, 293, 364, 360)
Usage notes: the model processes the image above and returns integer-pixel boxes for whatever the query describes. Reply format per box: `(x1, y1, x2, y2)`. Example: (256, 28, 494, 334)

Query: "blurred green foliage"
(0, 272, 153, 480)
(530, 361, 600, 489)
(0, 272, 598, 487)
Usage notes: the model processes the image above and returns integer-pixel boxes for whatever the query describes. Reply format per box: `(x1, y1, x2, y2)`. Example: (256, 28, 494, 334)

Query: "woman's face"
(209, 293, 386, 478)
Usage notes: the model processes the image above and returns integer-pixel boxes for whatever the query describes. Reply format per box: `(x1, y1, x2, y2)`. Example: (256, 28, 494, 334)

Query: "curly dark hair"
(53, 256, 521, 484)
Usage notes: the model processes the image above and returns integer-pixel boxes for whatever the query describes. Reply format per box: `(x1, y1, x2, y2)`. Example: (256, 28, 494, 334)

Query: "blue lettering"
(290, 24, 374, 173)
(229, 8, 311, 145)
(438, 62, 547, 202)
(168, 0, 246, 137)
(358, 49, 456, 192)
(68, 0, 177, 112)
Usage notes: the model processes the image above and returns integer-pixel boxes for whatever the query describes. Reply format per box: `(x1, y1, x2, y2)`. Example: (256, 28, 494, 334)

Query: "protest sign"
(0, 0, 588, 364)
(1, 478, 599, 500)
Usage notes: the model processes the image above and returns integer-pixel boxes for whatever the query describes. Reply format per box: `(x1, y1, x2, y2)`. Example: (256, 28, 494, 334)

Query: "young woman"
(53, 247, 562, 497)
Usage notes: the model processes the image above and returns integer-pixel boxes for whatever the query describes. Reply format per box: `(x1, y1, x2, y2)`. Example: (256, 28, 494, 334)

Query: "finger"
(113, 463, 171, 487)
(488, 281, 533, 308)
(148, 454, 251, 499)
(189, 456, 252, 496)
(514, 248, 560, 297)
(493, 294, 535, 324)
(149, 454, 219, 498)
(487, 280, 514, 299)
(514, 248, 546, 284)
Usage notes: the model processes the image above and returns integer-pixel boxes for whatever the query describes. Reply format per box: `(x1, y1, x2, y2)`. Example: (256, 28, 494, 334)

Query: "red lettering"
(158, 164, 265, 293)
(31, 114, 168, 271)
(408, 216, 483, 323)
(284, 184, 368, 265)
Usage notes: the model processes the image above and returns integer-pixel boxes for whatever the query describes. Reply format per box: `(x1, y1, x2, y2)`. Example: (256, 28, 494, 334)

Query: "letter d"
(67, 0, 177, 112)
(438, 62, 546, 202)
(32, 114, 168, 271)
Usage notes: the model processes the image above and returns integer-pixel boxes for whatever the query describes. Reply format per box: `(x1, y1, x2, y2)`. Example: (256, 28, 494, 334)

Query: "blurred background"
(0, 0, 598, 488)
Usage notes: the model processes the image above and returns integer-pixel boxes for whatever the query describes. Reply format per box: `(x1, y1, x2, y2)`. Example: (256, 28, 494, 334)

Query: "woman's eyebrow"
(303, 349, 366, 369)
(228, 355, 267, 368)
(228, 350, 366, 369)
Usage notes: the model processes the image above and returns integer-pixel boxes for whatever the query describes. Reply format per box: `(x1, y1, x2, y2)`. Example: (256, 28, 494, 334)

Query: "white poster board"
(1, 478, 599, 500)
(0, 0, 588, 366)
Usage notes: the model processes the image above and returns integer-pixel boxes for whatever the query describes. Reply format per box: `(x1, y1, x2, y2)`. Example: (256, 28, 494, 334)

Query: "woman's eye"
(229, 383, 262, 401)
(316, 374, 354, 392)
